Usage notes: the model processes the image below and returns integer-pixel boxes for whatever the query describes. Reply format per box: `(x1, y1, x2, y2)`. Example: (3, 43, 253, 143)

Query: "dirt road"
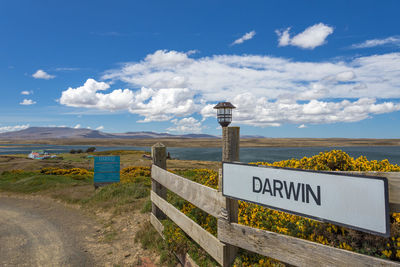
(0, 196, 95, 266)
(0, 194, 160, 267)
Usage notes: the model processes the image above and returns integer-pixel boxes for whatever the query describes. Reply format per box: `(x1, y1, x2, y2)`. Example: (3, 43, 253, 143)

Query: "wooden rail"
(151, 190, 225, 265)
(218, 219, 397, 267)
(150, 143, 400, 267)
(151, 165, 224, 218)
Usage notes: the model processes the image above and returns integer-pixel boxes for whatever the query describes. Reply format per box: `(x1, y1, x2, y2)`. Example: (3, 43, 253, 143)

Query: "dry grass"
(0, 150, 220, 172)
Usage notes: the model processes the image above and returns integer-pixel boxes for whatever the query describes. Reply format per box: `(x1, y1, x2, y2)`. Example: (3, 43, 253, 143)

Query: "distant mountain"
(0, 127, 113, 139)
(0, 127, 219, 139)
(241, 135, 265, 139)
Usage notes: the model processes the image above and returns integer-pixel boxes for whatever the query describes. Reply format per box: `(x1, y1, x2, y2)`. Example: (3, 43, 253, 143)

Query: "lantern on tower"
(213, 102, 236, 127)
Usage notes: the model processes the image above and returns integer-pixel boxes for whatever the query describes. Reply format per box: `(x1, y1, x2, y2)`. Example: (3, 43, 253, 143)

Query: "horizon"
(1, 1, 400, 138)
(3, 126, 400, 140)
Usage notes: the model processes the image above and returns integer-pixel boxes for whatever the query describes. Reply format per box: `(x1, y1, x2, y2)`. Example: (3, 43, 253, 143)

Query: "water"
(1, 144, 400, 164)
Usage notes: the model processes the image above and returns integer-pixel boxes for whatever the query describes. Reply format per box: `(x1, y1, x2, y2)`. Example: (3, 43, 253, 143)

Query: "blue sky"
(1, 0, 400, 137)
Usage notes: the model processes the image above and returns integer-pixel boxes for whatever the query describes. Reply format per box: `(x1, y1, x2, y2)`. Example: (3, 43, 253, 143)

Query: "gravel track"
(0, 196, 95, 266)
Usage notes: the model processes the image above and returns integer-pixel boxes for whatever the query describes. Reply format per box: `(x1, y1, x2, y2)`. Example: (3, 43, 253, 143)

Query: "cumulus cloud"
(276, 23, 334, 49)
(298, 124, 307, 129)
(32, 69, 55, 79)
(60, 50, 400, 127)
(167, 117, 203, 133)
(96, 126, 104, 130)
(0, 124, 30, 133)
(21, 90, 32, 95)
(351, 36, 400, 49)
(20, 99, 36, 105)
(223, 95, 400, 126)
(59, 79, 133, 111)
(231, 31, 256, 45)
(60, 78, 196, 122)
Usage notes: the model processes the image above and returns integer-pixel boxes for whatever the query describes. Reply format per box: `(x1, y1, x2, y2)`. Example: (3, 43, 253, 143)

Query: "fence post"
(151, 143, 167, 220)
(219, 126, 239, 266)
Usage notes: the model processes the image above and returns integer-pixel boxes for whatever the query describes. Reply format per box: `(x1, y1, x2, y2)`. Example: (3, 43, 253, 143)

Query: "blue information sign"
(94, 156, 120, 183)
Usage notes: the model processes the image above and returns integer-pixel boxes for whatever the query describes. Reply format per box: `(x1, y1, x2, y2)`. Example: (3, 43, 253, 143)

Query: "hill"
(0, 127, 219, 139)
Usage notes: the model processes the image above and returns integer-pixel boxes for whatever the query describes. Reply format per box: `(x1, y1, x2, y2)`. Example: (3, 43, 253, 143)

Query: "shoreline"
(1, 138, 400, 148)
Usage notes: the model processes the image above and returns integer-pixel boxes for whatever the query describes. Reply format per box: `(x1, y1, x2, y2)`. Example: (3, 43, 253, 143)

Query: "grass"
(0, 168, 152, 214)
(135, 221, 178, 267)
(140, 199, 152, 213)
(81, 181, 150, 211)
(0, 171, 91, 193)
(0, 149, 219, 173)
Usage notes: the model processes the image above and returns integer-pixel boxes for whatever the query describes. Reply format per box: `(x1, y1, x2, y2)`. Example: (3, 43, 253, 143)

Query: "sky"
(1, 0, 400, 138)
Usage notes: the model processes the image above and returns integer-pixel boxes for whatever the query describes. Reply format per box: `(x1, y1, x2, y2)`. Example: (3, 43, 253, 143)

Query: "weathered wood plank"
(151, 143, 167, 220)
(221, 126, 240, 267)
(150, 213, 164, 237)
(218, 167, 238, 267)
(222, 126, 240, 162)
(218, 219, 399, 267)
(151, 190, 225, 265)
(151, 165, 225, 218)
(343, 171, 400, 213)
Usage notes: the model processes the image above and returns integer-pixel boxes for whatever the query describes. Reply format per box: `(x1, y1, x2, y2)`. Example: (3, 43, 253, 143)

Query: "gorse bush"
(120, 166, 151, 183)
(40, 167, 93, 180)
(251, 149, 400, 172)
(38, 166, 153, 183)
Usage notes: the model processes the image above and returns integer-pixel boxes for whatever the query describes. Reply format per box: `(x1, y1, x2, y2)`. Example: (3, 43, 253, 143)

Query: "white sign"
(223, 162, 389, 237)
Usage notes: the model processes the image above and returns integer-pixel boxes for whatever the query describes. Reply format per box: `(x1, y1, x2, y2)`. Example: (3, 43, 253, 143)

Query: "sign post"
(94, 156, 120, 188)
(222, 162, 390, 237)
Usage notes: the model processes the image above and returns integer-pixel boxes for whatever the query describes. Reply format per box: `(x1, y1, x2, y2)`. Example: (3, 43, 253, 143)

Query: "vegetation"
(86, 146, 96, 153)
(251, 149, 400, 172)
(0, 170, 90, 193)
(135, 222, 178, 266)
(69, 148, 85, 154)
(1, 149, 400, 266)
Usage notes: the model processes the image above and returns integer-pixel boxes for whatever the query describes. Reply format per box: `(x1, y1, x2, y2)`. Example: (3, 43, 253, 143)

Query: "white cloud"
(351, 36, 400, 49)
(276, 28, 291, 46)
(74, 124, 81, 129)
(0, 124, 30, 133)
(167, 117, 203, 133)
(21, 90, 32, 95)
(228, 95, 400, 126)
(46, 125, 67, 128)
(276, 23, 334, 49)
(60, 78, 196, 122)
(60, 50, 400, 127)
(20, 99, 36, 105)
(231, 31, 256, 45)
(96, 125, 104, 130)
(32, 69, 55, 79)
(298, 124, 307, 128)
(59, 78, 133, 111)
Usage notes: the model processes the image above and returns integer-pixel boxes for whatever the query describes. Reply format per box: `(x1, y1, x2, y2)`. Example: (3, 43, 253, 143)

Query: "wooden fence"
(150, 143, 400, 266)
